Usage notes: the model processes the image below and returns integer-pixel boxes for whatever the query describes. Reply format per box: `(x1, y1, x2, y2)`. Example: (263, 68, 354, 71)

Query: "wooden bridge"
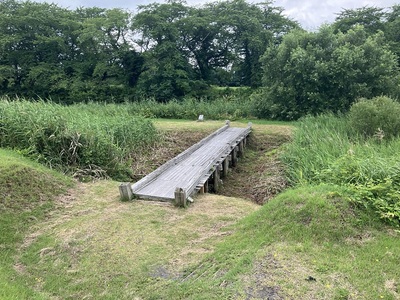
(119, 121, 252, 206)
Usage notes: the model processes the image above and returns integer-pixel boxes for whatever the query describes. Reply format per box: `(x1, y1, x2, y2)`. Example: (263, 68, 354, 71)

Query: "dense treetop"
(0, 0, 399, 119)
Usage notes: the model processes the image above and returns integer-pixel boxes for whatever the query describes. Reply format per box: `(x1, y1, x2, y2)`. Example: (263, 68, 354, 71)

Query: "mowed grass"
(15, 181, 259, 299)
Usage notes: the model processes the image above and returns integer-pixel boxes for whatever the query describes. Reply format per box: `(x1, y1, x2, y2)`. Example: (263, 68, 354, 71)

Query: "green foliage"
(282, 113, 400, 226)
(333, 6, 385, 34)
(348, 96, 400, 139)
(281, 114, 354, 184)
(257, 26, 400, 120)
(0, 99, 158, 180)
(0, 0, 297, 102)
(321, 154, 400, 226)
(386, 5, 400, 63)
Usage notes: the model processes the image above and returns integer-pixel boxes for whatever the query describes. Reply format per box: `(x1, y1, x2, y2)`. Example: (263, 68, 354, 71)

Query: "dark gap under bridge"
(119, 121, 252, 206)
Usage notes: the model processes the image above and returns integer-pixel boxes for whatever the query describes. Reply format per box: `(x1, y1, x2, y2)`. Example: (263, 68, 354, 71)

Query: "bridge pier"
(223, 158, 229, 177)
(174, 187, 187, 207)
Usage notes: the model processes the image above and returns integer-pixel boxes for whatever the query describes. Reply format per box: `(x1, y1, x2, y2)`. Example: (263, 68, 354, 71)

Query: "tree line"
(0, 0, 399, 119)
(0, 0, 297, 102)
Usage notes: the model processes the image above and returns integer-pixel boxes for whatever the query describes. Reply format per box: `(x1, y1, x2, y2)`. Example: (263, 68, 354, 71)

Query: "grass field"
(1, 119, 399, 299)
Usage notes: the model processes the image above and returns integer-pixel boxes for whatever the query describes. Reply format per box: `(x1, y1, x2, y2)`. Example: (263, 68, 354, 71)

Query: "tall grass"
(282, 113, 400, 226)
(281, 114, 355, 184)
(126, 96, 254, 120)
(0, 99, 158, 180)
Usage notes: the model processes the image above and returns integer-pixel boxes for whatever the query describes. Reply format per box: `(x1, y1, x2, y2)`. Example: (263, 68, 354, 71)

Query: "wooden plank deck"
(128, 122, 251, 203)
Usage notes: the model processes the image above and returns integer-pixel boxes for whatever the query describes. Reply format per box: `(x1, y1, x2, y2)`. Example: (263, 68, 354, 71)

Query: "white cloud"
(274, 0, 399, 29)
(36, 0, 400, 29)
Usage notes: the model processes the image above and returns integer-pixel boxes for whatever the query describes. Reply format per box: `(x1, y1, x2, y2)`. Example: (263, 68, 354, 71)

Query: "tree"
(132, 0, 202, 100)
(132, 0, 298, 95)
(333, 6, 385, 35)
(255, 25, 399, 120)
(192, 0, 298, 87)
(0, 1, 71, 96)
(385, 5, 400, 64)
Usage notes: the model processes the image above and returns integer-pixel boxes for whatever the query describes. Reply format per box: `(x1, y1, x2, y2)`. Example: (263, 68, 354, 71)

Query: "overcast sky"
(35, 0, 399, 30)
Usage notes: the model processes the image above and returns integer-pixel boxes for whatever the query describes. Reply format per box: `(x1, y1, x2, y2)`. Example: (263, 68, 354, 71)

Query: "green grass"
(282, 114, 400, 227)
(0, 99, 159, 180)
(125, 97, 254, 120)
(161, 185, 400, 299)
(0, 149, 72, 299)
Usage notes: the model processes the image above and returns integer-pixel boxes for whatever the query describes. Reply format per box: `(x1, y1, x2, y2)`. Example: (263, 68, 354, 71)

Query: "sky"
(35, 0, 399, 30)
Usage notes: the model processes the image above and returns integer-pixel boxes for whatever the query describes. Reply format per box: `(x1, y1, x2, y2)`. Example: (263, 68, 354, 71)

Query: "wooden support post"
(199, 186, 205, 194)
(244, 136, 247, 147)
(119, 183, 133, 201)
(232, 147, 237, 167)
(213, 165, 220, 193)
(174, 187, 187, 207)
(239, 140, 244, 157)
(223, 158, 229, 178)
(231, 147, 237, 168)
(204, 180, 209, 193)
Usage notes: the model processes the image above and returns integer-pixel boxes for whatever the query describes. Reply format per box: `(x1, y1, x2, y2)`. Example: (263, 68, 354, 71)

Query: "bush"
(348, 96, 400, 140)
(257, 26, 400, 120)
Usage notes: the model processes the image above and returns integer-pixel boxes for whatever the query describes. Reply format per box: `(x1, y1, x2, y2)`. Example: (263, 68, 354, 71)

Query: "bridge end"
(174, 187, 187, 207)
(119, 182, 134, 201)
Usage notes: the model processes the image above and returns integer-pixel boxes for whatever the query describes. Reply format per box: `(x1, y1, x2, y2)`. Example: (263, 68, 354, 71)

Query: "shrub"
(348, 96, 400, 140)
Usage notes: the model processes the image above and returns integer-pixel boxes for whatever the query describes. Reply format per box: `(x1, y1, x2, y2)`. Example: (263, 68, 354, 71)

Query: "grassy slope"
(186, 184, 400, 299)
(2, 120, 399, 299)
(0, 149, 72, 299)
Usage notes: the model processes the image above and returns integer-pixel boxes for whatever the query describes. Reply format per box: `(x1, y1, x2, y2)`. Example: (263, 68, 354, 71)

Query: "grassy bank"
(0, 149, 72, 299)
(170, 184, 399, 299)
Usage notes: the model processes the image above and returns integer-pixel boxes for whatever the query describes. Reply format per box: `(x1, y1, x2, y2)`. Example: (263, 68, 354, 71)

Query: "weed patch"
(0, 99, 158, 180)
(282, 113, 400, 227)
